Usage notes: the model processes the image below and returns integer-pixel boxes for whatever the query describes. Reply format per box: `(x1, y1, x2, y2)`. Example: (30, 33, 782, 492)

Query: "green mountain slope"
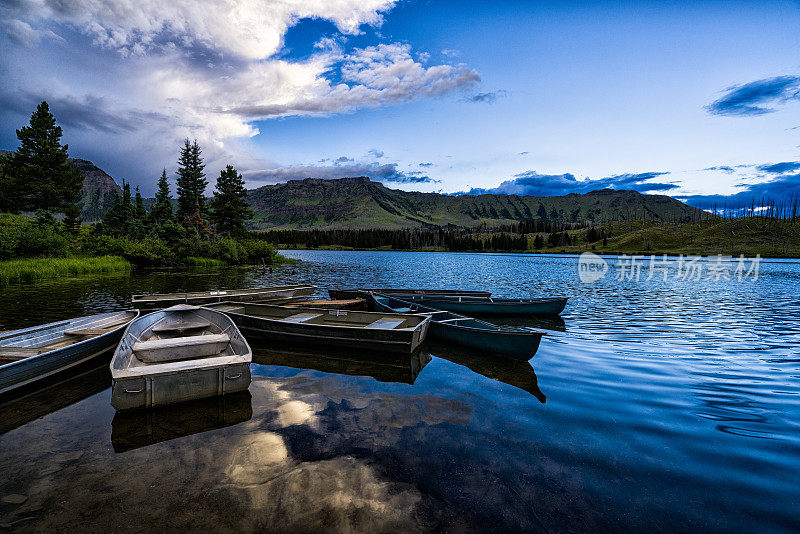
(247, 177, 705, 229)
(1, 152, 705, 229)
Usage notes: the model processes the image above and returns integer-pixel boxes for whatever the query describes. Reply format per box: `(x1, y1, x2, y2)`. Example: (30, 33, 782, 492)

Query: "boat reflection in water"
(251, 342, 432, 385)
(111, 391, 253, 453)
(425, 341, 547, 403)
(0, 360, 111, 436)
(250, 339, 544, 404)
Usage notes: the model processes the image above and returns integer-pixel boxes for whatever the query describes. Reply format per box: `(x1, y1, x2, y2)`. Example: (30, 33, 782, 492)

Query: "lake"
(1, 251, 799, 532)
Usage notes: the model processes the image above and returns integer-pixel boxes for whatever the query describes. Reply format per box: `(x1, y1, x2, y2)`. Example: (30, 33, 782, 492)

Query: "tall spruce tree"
(103, 193, 123, 233)
(131, 185, 147, 236)
(134, 186, 146, 221)
(104, 180, 133, 235)
(63, 204, 81, 234)
(149, 169, 174, 226)
(210, 165, 253, 236)
(175, 139, 207, 227)
(0, 102, 83, 213)
(0, 153, 21, 213)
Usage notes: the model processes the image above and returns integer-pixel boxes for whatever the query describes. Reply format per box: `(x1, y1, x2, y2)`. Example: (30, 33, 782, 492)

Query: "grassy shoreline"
(0, 252, 297, 286)
(0, 255, 131, 287)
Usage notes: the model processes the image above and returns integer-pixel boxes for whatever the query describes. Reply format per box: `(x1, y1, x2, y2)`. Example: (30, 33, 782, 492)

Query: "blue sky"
(1, 0, 799, 207)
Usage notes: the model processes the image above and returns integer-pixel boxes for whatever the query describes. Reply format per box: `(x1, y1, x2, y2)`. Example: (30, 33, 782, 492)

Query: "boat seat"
(64, 328, 110, 336)
(208, 305, 245, 314)
(280, 313, 322, 324)
(152, 320, 212, 333)
(364, 318, 405, 330)
(392, 307, 412, 313)
(133, 333, 230, 354)
(0, 347, 43, 360)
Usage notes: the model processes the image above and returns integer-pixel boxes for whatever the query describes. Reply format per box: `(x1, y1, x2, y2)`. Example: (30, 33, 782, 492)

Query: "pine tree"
(121, 181, 132, 213)
(134, 186, 147, 221)
(175, 139, 207, 226)
(63, 204, 81, 234)
(130, 185, 147, 236)
(0, 102, 84, 213)
(210, 165, 253, 236)
(0, 153, 21, 212)
(103, 180, 134, 235)
(149, 169, 174, 226)
(103, 193, 123, 233)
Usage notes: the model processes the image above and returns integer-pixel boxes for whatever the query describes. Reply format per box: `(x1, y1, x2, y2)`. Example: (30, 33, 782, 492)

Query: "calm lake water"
(1, 251, 799, 532)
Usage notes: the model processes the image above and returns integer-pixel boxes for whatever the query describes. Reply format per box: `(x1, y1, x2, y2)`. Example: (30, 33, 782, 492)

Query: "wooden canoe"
(329, 288, 492, 300)
(204, 302, 430, 355)
(370, 294, 544, 361)
(131, 284, 317, 309)
(287, 298, 367, 310)
(387, 294, 568, 316)
(110, 305, 252, 411)
(0, 310, 138, 396)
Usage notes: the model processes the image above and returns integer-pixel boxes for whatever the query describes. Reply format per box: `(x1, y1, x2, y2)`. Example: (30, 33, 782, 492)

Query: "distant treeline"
(692, 196, 800, 221)
(255, 218, 619, 252)
(259, 228, 546, 251)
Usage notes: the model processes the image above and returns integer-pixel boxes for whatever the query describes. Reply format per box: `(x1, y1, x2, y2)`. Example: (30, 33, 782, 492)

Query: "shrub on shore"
(1, 211, 285, 270)
(79, 231, 281, 266)
(0, 212, 69, 260)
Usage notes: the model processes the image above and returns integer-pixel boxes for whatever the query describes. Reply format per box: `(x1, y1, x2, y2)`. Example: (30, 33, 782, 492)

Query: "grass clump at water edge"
(184, 257, 226, 268)
(0, 255, 131, 287)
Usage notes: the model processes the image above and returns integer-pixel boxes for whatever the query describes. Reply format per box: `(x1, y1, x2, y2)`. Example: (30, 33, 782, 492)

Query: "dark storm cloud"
(704, 165, 736, 173)
(462, 90, 508, 104)
(756, 161, 800, 174)
(679, 172, 800, 208)
(0, 91, 167, 134)
(705, 75, 800, 116)
(245, 161, 433, 185)
(459, 170, 675, 196)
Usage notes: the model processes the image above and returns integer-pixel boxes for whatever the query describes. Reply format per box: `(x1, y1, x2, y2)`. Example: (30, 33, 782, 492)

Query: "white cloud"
(225, 43, 479, 119)
(1, 18, 62, 48)
(1, 0, 480, 188)
(7, 0, 397, 59)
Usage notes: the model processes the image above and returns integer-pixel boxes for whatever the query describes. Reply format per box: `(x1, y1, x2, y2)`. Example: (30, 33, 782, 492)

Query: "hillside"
(247, 176, 705, 229)
(590, 218, 800, 257)
(0, 153, 706, 229)
(71, 158, 122, 221)
(0, 149, 121, 222)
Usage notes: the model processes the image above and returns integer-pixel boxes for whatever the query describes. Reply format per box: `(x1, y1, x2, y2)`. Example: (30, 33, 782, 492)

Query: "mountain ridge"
(1, 150, 706, 228)
(247, 176, 705, 229)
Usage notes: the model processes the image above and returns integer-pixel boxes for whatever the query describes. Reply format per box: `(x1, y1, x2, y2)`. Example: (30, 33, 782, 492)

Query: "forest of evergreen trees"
(0, 102, 277, 266)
